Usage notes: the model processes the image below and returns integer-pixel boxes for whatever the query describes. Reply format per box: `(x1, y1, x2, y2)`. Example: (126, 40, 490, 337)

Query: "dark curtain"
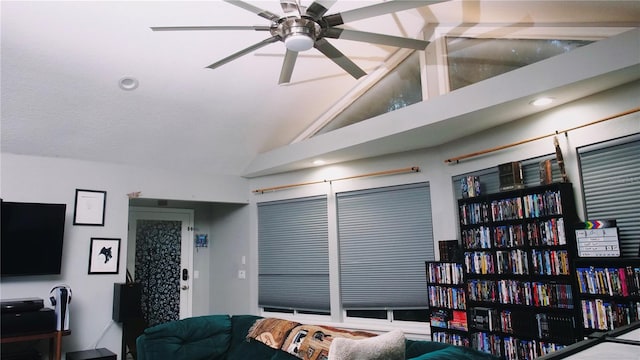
(135, 219, 181, 327)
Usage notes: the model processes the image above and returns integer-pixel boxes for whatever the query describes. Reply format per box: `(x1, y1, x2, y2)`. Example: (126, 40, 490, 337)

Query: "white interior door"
(128, 207, 194, 324)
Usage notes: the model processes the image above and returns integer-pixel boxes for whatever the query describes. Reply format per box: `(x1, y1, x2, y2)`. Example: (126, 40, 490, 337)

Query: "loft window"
(305, 36, 593, 139)
(312, 51, 422, 136)
(446, 37, 593, 91)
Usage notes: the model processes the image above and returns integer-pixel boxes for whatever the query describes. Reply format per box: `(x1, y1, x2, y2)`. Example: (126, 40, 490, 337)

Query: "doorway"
(128, 207, 194, 326)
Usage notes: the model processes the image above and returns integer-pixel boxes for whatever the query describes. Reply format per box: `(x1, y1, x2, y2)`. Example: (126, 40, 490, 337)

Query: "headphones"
(49, 284, 72, 306)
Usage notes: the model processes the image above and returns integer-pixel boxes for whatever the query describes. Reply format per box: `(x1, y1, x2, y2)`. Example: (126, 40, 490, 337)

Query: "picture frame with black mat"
(88, 238, 120, 274)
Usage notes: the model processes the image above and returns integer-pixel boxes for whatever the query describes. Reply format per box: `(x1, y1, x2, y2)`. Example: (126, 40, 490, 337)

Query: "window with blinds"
(578, 135, 640, 257)
(257, 196, 330, 312)
(336, 183, 434, 314)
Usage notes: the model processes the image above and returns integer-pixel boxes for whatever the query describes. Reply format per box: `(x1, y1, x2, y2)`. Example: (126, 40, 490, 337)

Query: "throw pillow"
(327, 329, 405, 360)
(246, 317, 377, 360)
(247, 317, 301, 349)
(281, 324, 376, 360)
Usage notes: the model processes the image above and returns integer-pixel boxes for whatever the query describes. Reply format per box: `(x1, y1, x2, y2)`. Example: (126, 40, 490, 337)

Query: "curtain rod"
(444, 107, 640, 164)
(253, 166, 420, 194)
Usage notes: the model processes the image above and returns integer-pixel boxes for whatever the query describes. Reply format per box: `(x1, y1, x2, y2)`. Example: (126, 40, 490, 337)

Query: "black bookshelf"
(575, 258, 640, 336)
(459, 182, 581, 360)
(426, 261, 470, 347)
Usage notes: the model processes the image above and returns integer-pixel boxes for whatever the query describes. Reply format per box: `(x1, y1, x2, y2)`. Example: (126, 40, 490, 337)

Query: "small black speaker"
(112, 282, 142, 323)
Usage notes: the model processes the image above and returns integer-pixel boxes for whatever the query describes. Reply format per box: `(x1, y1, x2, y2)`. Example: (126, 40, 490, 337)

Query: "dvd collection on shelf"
(427, 182, 639, 360)
(428, 285, 466, 309)
(457, 182, 581, 360)
(575, 259, 640, 333)
(426, 261, 470, 347)
(575, 265, 640, 297)
(461, 176, 482, 199)
(531, 249, 569, 276)
(427, 262, 465, 285)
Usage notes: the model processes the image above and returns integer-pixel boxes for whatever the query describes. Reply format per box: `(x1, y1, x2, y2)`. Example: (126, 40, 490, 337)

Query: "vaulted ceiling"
(2, 1, 639, 178)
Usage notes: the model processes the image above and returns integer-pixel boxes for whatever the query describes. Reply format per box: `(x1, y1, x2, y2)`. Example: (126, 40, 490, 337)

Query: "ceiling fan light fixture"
(285, 33, 314, 51)
(281, 18, 318, 52)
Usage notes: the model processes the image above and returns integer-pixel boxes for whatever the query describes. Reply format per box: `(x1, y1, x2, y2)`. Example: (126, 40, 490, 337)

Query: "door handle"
(181, 285, 189, 290)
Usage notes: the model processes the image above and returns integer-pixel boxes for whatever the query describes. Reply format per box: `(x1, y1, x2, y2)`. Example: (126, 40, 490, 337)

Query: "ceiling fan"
(151, 0, 440, 84)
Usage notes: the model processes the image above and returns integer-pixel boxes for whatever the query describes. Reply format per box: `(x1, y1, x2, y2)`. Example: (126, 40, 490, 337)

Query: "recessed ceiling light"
(530, 97, 554, 106)
(313, 159, 326, 166)
(119, 77, 139, 91)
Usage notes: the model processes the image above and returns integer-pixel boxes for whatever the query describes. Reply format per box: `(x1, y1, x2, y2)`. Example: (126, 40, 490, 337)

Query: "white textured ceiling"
(2, 1, 639, 177)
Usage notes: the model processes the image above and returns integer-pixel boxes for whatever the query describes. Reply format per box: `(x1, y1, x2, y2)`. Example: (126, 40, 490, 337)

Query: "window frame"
(257, 178, 436, 334)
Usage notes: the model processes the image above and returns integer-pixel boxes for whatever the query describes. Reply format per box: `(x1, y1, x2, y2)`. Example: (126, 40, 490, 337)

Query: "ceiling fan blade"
(206, 36, 280, 69)
(151, 25, 271, 32)
(314, 38, 366, 79)
(305, 0, 337, 20)
(223, 0, 281, 22)
(323, 28, 429, 50)
(324, 0, 444, 26)
(278, 50, 299, 85)
(280, 0, 302, 14)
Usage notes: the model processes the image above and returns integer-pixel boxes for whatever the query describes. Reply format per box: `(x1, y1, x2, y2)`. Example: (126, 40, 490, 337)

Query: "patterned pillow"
(327, 329, 405, 360)
(247, 318, 376, 360)
(247, 317, 301, 349)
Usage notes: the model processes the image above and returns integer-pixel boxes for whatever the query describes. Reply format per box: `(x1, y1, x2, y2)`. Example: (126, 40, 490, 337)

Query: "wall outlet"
(238, 270, 246, 279)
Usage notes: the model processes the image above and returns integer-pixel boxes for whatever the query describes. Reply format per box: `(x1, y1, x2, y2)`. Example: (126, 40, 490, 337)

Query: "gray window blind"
(336, 182, 434, 309)
(578, 135, 640, 257)
(258, 196, 329, 311)
(452, 154, 560, 199)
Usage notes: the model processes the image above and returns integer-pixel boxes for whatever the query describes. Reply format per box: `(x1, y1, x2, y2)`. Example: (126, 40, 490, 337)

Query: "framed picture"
(88, 237, 121, 274)
(73, 189, 106, 226)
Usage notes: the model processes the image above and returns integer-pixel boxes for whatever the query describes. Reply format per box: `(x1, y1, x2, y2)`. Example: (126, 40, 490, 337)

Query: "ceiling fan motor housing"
(276, 17, 321, 52)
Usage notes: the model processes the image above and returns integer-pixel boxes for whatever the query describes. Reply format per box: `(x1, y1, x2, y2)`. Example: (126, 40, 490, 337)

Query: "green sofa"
(136, 314, 498, 360)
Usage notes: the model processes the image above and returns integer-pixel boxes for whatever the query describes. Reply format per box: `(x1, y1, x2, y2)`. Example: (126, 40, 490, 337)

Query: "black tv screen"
(1, 201, 67, 276)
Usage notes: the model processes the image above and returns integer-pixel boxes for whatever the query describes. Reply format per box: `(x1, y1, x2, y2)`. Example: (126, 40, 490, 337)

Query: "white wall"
(209, 204, 253, 315)
(0, 156, 249, 359)
(246, 81, 640, 328)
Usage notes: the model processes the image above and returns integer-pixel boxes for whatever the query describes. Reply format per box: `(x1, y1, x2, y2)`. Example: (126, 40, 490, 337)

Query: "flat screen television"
(1, 201, 67, 276)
